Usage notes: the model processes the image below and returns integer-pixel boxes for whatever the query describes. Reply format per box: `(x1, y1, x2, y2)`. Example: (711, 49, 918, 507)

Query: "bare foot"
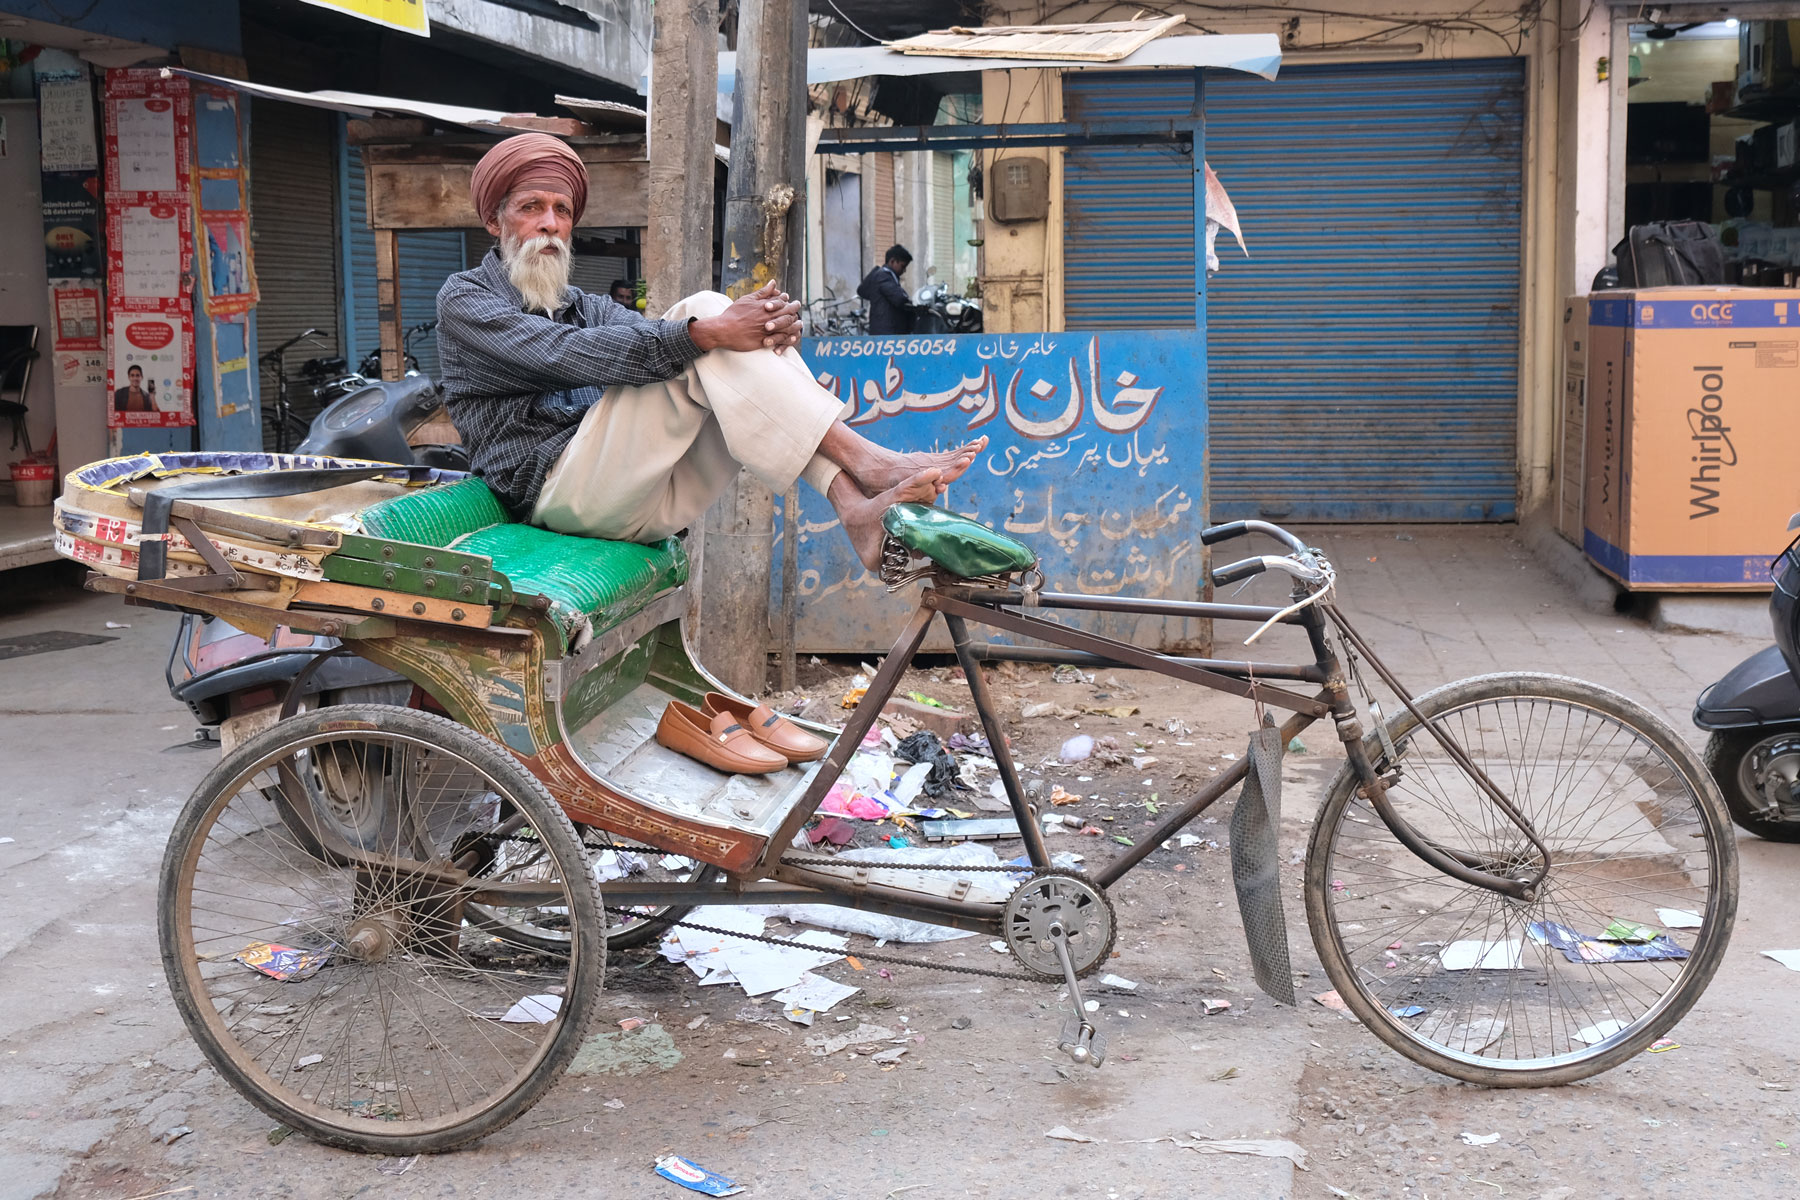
(830, 469, 942, 570)
(853, 437, 987, 495)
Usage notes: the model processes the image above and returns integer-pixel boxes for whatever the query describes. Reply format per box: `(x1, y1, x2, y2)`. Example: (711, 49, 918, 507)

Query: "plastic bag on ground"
(752, 843, 1019, 942)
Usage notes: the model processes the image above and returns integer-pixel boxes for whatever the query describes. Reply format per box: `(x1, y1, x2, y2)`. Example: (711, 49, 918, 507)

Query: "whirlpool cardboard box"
(1584, 289, 1800, 590)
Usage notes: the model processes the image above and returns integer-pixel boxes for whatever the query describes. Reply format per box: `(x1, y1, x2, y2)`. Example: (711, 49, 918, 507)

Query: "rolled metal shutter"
(930, 152, 955, 289)
(344, 142, 468, 379)
(1065, 61, 1525, 522)
(872, 153, 896, 249)
(250, 102, 341, 449)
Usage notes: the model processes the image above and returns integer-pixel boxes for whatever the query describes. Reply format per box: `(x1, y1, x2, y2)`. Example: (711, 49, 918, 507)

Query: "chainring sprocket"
(1000, 868, 1117, 979)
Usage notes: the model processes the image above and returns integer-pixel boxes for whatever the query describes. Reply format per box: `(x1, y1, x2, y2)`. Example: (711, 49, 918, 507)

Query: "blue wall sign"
(778, 330, 1208, 653)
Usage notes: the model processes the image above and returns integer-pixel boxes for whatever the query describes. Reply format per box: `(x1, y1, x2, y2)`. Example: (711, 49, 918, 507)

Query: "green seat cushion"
(450, 523, 689, 635)
(881, 502, 1036, 579)
(358, 477, 511, 547)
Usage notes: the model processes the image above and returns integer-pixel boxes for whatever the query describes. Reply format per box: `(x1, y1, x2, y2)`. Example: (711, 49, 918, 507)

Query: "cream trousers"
(531, 292, 847, 543)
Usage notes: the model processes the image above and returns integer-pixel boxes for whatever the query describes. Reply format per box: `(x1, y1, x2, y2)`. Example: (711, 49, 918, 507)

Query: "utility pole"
(645, 0, 718, 314)
(699, 0, 807, 695)
(646, 0, 721, 670)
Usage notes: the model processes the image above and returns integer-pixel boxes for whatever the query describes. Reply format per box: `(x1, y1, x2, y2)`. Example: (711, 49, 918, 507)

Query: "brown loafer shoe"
(655, 700, 789, 775)
(703, 691, 829, 764)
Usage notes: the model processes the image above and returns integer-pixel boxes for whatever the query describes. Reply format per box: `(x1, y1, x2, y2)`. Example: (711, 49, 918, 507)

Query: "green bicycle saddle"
(881, 502, 1037, 580)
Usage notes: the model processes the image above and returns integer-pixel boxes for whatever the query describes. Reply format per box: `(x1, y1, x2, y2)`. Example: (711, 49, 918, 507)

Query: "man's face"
(487, 188, 576, 250)
(611, 285, 634, 305)
(888, 257, 908, 278)
(127, 366, 142, 388)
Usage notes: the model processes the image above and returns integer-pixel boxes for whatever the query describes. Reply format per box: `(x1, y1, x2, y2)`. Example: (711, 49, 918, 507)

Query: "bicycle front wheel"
(1306, 672, 1735, 1086)
(161, 704, 604, 1153)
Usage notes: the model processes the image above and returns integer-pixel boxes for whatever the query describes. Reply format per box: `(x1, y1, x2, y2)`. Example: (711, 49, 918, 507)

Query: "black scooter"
(1694, 517, 1800, 841)
(169, 331, 466, 750)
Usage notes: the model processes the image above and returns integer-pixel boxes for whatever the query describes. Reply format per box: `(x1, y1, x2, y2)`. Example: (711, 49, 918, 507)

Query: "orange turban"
(470, 133, 588, 225)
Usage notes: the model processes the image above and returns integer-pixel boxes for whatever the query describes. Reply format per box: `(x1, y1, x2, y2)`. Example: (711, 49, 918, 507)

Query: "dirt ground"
(10, 527, 1800, 1200)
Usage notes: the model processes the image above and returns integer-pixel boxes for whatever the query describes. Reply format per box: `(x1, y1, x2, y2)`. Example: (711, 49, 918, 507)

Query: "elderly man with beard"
(436, 133, 984, 569)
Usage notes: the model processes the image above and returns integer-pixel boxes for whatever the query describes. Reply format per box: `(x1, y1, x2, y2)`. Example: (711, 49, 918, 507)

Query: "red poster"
(107, 308, 194, 429)
(51, 283, 102, 351)
(102, 70, 191, 200)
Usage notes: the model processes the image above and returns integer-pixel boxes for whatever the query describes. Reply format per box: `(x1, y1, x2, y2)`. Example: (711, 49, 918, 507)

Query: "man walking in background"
(857, 244, 915, 334)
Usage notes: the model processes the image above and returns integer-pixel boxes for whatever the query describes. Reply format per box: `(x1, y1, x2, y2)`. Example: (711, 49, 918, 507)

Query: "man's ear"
(484, 215, 502, 237)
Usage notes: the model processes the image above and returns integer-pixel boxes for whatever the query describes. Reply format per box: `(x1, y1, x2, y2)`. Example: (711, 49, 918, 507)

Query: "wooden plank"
(292, 580, 494, 628)
(366, 158, 650, 229)
(496, 114, 595, 136)
(888, 15, 1184, 60)
(374, 228, 403, 381)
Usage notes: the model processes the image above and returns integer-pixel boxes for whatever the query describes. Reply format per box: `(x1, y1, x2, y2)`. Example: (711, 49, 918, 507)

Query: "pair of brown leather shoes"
(654, 692, 829, 776)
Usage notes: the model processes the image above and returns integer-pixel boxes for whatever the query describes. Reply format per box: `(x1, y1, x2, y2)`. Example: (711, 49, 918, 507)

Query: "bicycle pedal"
(1058, 1016, 1106, 1068)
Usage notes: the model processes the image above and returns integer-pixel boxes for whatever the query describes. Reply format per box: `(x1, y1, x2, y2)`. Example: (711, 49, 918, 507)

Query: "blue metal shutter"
(1065, 61, 1525, 521)
(343, 141, 467, 379)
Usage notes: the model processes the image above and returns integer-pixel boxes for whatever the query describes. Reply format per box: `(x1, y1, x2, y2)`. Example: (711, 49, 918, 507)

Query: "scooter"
(168, 330, 466, 751)
(1693, 517, 1800, 841)
(910, 283, 982, 334)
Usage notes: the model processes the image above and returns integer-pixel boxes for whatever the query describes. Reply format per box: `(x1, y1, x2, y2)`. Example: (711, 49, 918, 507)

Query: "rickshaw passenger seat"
(355, 477, 688, 643)
(880, 501, 1037, 580)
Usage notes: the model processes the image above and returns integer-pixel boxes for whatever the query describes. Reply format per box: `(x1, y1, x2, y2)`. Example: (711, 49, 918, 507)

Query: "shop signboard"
(296, 0, 430, 35)
(778, 330, 1206, 651)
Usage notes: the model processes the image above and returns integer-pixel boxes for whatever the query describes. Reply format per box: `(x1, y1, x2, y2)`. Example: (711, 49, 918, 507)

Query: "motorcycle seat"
(880, 501, 1036, 580)
(356, 478, 687, 649)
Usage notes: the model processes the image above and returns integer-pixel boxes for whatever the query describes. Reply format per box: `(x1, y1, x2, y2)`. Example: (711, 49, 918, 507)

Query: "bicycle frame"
(599, 574, 1550, 932)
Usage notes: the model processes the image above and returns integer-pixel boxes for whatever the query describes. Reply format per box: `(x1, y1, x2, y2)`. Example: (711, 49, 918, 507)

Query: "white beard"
(500, 230, 573, 315)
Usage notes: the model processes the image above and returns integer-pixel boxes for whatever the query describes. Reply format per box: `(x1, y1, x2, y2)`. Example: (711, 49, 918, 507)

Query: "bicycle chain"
(604, 856, 1073, 984)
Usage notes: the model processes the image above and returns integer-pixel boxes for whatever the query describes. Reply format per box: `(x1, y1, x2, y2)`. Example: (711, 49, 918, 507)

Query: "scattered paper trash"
(1100, 973, 1138, 991)
(1657, 908, 1704, 930)
(1203, 998, 1231, 1015)
(1574, 1018, 1628, 1044)
(1387, 1005, 1426, 1019)
(1312, 990, 1349, 1012)
(805, 1023, 896, 1056)
(1046, 1125, 1096, 1143)
(1177, 833, 1203, 848)
(161, 1125, 193, 1145)
(605, 1098, 626, 1109)
(105, 621, 131, 629)
(377, 1155, 418, 1176)
(870, 1047, 908, 1065)
(1460, 1131, 1500, 1146)
(1439, 939, 1522, 971)
(498, 995, 563, 1024)
(654, 1154, 744, 1196)
(1762, 949, 1800, 972)
(294, 1053, 324, 1069)
(771, 973, 859, 1015)
(1600, 920, 1659, 943)
(1649, 1038, 1681, 1053)
(1531, 921, 1687, 964)
(235, 943, 329, 982)
(0, 837, 12, 844)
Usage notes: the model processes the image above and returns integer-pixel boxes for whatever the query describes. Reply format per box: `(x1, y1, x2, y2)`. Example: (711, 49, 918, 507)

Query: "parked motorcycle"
(910, 283, 982, 334)
(169, 324, 465, 750)
(1693, 517, 1800, 840)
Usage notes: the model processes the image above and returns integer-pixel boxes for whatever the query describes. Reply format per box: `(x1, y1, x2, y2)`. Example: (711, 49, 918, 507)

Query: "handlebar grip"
(1200, 521, 1249, 546)
(1210, 556, 1268, 587)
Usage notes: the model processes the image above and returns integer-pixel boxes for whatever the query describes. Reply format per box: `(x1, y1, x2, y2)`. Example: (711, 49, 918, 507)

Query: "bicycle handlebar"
(1210, 552, 1330, 590)
(1200, 519, 1308, 554)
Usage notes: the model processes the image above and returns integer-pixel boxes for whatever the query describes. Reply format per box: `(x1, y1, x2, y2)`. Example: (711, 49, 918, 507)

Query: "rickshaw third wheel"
(159, 704, 605, 1154)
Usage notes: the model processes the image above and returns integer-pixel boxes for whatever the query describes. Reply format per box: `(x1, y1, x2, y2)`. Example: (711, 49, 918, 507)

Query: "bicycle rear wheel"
(1306, 672, 1735, 1086)
(161, 704, 603, 1153)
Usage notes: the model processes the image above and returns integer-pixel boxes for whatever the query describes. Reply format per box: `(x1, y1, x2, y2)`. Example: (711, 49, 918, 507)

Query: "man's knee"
(684, 291, 731, 320)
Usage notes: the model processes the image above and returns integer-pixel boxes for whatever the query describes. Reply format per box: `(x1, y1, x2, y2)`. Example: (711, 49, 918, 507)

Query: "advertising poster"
(41, 172, 101, 278)
(108, 309, 192, 428)
(198, 209, 255, 315)
(51, 283, 102, 350)
(38, 71, 98, 173)
(107, 201, 189, 303)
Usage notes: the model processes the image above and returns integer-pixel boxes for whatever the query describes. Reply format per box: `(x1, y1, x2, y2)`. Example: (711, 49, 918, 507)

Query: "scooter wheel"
(1705, 729, 1800, 842)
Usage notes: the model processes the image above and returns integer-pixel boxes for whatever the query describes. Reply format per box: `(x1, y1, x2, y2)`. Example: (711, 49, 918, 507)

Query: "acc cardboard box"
(1583, 288, 1800, 590)
(1556, 296, 1588, 545)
